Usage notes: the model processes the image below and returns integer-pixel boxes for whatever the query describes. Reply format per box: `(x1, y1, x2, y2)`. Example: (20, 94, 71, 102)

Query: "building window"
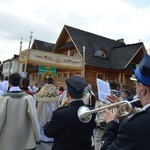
(10, 63, 12, 68)
(94, 49, 106, 57)
(97, 74, 103, 79)
(63, 73, 67, 82)
(69, 72, 74, 78)
(57, 73, 62, 82)
(22, 64, 25, 71)
(3, 64, 6, 69)
(75, 72, 82, 77)
(96, 73, 105, 80)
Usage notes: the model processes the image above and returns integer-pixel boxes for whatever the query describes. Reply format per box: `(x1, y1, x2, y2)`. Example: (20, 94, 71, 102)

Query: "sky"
(0, 0, 150, 61)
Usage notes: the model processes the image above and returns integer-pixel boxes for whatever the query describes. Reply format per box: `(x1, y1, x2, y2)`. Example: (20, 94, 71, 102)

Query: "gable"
(52, 27, 82, 58)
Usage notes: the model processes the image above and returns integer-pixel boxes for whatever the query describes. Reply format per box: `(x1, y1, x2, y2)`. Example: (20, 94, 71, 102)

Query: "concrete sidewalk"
(36, 142, 53, 150)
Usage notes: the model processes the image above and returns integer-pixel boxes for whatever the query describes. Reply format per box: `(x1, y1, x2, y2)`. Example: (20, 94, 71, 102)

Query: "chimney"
(116, 38, 124, 43)
(14, 54, 19, 58)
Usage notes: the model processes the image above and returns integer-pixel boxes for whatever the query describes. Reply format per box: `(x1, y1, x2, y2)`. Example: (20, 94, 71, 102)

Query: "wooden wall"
(28, 65, 135, 96)
(84, 66, 135, 94)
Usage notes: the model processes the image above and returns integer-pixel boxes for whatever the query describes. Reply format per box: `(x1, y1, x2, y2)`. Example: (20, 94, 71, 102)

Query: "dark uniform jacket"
(44, 100, 96, 150)
(100, 106, 150, 150)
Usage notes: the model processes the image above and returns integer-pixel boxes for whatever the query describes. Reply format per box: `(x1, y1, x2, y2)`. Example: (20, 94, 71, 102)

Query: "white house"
(2, 55, 24, 78)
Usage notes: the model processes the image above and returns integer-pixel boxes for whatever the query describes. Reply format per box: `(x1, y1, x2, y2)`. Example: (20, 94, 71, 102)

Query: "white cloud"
(0, 0, 150, 61)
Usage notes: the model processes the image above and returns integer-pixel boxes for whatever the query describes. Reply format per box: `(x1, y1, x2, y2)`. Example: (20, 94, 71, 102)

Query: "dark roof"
(32, 39, 54, 52)
(64, 25, 144, 69)
(111, 43, 143, 69)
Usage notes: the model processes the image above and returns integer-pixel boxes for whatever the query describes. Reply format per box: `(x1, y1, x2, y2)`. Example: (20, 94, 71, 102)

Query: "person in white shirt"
(2, 76, 9, 93)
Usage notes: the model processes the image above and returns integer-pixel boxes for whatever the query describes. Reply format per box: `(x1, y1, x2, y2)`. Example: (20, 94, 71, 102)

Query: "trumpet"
(77, 99, 140, 123)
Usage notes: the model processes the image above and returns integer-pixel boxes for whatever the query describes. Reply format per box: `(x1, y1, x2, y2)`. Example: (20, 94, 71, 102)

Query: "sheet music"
(96, 78, 111, 104)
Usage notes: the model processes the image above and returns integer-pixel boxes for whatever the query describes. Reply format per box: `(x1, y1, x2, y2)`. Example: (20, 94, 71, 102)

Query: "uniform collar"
(143, 103, 150, 110)
(69, 99, 82, 103)
(9, 86, 21, 92)
(69, 100, 84, 106)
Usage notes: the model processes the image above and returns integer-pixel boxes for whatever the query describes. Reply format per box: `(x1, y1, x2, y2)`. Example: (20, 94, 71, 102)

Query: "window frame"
(94, 49, 106, 57)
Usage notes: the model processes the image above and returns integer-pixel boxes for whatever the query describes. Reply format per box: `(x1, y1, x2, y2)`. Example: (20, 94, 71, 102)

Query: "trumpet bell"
(77, 99, 140, 123)
(77, 106, 92, 123)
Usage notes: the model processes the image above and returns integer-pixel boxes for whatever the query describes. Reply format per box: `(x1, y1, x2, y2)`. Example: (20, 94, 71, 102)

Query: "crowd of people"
(0, 53, 150, 150)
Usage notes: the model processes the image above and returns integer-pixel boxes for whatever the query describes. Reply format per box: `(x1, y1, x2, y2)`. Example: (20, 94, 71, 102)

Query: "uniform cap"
(65, 76, 88, 94)
(130, 54, 150, 86)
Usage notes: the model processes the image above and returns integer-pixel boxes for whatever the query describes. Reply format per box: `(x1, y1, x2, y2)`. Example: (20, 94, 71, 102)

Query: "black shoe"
(41, 140, 53, 143)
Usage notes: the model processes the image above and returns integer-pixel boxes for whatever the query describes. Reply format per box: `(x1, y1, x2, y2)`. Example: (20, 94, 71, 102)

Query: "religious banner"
(19, 49, 83, 70)
(39, 66, 56, 76)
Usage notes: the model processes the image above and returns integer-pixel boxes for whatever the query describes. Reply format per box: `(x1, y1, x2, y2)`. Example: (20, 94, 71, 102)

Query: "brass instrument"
(77, 99, 140, 123)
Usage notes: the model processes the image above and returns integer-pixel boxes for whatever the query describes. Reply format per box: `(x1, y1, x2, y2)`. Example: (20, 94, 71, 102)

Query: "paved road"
(36, 142, 53, 150)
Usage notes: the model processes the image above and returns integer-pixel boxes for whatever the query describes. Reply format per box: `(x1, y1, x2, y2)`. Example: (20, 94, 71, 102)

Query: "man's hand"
(106, 94, 123, 103)
(102, 107, 120, 123)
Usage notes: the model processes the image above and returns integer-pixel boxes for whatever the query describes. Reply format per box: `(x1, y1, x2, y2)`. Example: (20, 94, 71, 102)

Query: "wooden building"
(19, 25, 147, 94)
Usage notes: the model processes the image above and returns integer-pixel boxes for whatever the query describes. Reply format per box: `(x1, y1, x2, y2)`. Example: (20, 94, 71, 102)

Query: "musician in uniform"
(44, 76, 96, 150)
(100, 54, 150, 150)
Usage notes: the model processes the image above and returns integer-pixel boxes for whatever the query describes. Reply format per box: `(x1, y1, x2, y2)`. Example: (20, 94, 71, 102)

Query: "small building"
(2, 55, 24, 78)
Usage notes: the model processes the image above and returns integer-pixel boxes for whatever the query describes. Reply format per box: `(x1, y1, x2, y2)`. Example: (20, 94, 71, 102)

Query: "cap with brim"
(130, 54, 150, 87)
(66, 76, 88, 94)
(135, 67, 150, 86)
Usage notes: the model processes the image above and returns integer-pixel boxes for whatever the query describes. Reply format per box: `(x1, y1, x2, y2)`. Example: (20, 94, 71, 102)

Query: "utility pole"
(17, 37, 23, 73)
(23, 31, 33, 77)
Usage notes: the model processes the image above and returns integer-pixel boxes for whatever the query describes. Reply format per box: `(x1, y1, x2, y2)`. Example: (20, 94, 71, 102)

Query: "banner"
(39, 66, 56, 76)
(19, 49, 83, 70)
